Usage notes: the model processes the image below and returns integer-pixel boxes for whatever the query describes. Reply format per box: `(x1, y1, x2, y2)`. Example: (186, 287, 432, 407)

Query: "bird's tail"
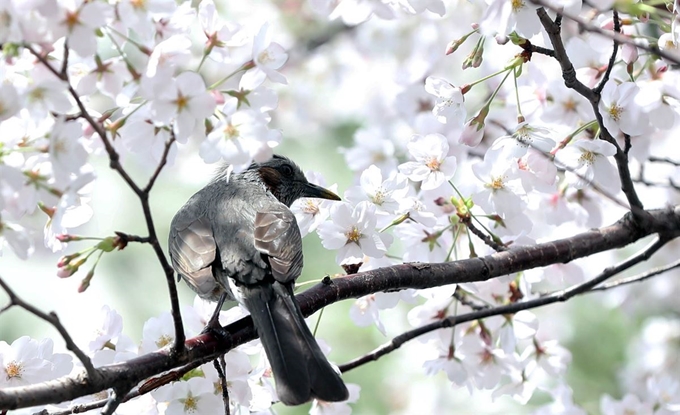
(241, 281, 349, 406)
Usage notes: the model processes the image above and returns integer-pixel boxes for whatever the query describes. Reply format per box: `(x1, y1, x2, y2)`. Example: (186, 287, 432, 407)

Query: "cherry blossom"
(424, 77, 466, 125)
(0, 83, 21, 121)
(163, 377, 223, 415)
(472, 150, 525, 216)
(0, 336, 73, 387)
(148, 71, 216, 142)
(45, 0, 112, 58)
(291, 171, 338, 236)
(344, 165, 409, 218)
(555, 139, 619, 192)
(198, 96, 279, 169)
(399, 133, 457, 190)
(240, 23, 288, 90)
(317, 201, 390, 265)
(86, 305, 123, 353)
(490, 122, 556, 159)
(599, 80, 650, 136)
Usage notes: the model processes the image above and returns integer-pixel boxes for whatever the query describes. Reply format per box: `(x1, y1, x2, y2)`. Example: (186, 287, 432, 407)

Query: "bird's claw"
(201, 319, 230, 341)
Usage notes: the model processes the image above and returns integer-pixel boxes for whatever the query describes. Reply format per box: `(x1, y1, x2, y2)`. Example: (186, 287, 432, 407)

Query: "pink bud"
(57, 267, 74, 278)
(460, 120, 484, 147)
(212, 89, 225, 105)
(621, 43, 638, 64)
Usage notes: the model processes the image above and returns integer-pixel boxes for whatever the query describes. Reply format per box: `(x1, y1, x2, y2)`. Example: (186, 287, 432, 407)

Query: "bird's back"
(168, 173, 294, 301)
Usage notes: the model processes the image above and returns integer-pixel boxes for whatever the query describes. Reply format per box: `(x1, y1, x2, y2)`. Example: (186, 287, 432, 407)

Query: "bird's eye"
(280, 164, 294, 177)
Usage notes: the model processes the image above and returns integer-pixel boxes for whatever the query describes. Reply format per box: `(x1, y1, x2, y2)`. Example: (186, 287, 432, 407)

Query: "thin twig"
(100, 386, 131, 415)
(25, 43, 186, 354)
(648, 156, 680, 167)
(535, 9, 646, 217)
(530, 0, 680, 65)
(452, 287, 490, 311)
(0, 276, 100, 383)
(143, 133, 177, 194)
(59, 41, 69, 79)
(593, 9, 620, 95)
(214, 357, 230, 415)
(339, 236, 668, 373)
(593, 258, 680, 291)
(530, 44, 556, 57)
(535, 8, 596, 101)
(461, 216, 507, 252)
(114, 232, 151, 244)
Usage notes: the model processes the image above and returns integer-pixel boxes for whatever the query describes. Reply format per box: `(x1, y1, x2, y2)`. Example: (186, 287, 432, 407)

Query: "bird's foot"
(201, 318, 231, 341)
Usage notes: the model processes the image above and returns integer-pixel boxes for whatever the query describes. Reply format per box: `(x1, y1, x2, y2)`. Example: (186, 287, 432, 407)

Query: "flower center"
(174, 94, 189, 112)
(257, 50, 273, 65)
(303, 199, 319, 215)
(345, 226, 361, 243)
(511, 0, 525, 12)
(5, 361, 23, 380)
(64, 10, 80, 30)
(579, 151, 596, 165)
(155, 334, 173, 348)
(130, 0, 147, 10)
(608, 102, 624, 121)
(562, 98, 577, 112)
(514, 126, 532, 146)
(223, 122, 239, 139)
(180, 393, 199, 413)
(426, 157, 441, 171)
(371, 188, 387, 205)
(488, 176, 505, 190)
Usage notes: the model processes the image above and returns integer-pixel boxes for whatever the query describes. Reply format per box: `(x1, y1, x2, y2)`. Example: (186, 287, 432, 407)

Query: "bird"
(168, 155, 349, 406)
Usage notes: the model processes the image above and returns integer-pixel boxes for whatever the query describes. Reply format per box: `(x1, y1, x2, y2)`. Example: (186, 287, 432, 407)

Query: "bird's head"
(247, 155, 341, 207)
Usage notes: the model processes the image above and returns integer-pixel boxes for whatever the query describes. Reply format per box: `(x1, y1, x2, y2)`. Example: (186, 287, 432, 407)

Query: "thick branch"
(2, 207, 680, 410)
(339, 236, 667, 372)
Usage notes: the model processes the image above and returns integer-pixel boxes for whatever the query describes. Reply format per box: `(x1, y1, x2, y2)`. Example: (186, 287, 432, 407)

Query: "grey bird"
(168, 155, 349, 406)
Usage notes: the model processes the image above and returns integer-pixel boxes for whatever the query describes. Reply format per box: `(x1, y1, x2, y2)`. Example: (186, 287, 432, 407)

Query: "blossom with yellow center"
(180, 393, 199, 412)
(155, 334, 173, 348)
(511, 0, 526, 12)
(5, 361, 23, 380)
(345, 226, 362, 243)
(607, 103, 623, 121)
(578, 151, 596, 165)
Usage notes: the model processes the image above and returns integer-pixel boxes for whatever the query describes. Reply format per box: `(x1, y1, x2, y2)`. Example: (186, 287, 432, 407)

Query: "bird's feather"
(253, 205, 303, 284)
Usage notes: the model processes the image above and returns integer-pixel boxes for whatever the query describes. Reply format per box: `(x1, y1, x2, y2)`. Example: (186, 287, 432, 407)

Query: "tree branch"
(530, 0, 680, 65)
(535, 9, 646, 218)
(535, 8, 596, 102)
(593, 9, 620, 95)
(339, 236, 667, 373)
(25, 43, 186, 354)
(593, 257, 680, 291)
(0, 276, 100, 383)
(2, 207, 680, 410)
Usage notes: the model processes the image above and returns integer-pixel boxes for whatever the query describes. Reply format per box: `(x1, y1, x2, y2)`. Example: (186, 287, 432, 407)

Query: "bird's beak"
(303, 182, 341, 201)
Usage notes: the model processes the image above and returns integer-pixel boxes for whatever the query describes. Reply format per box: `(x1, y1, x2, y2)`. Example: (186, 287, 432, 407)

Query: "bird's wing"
(254, 203, 304, 284)
(169, 205, 221, 300)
